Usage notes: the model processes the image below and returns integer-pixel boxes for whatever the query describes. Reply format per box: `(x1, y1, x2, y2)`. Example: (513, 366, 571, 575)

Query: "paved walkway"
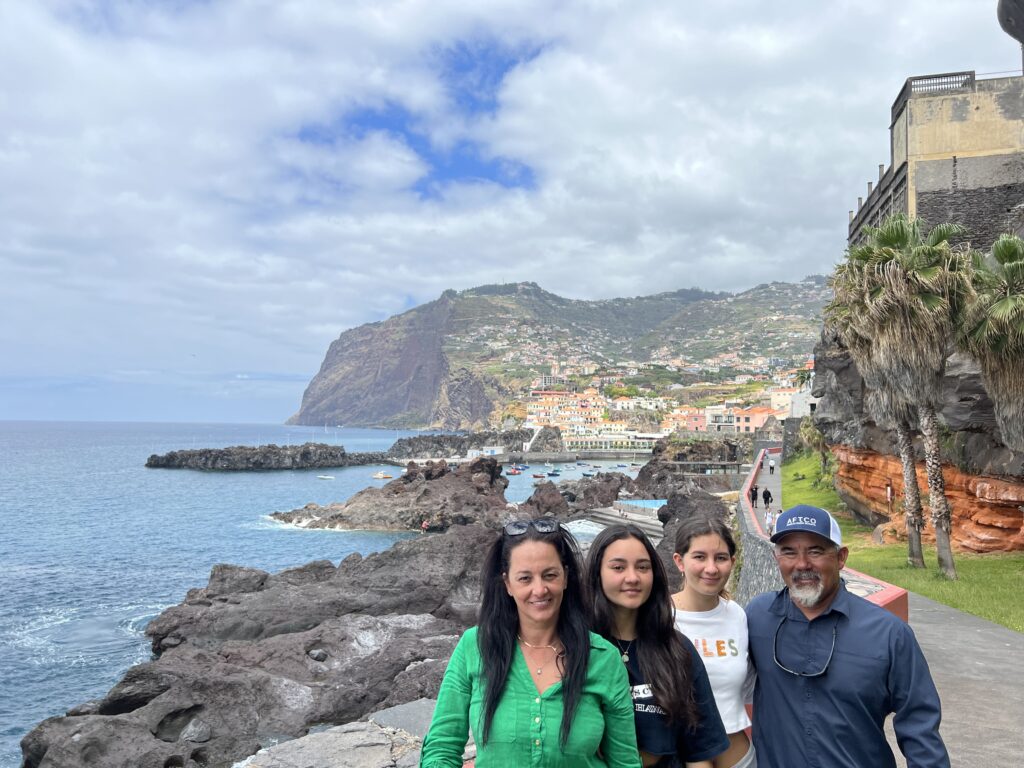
(886, 592, 1024, 766)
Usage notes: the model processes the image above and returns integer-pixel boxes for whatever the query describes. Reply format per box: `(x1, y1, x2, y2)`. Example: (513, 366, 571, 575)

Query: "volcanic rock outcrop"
(21, 526, 497, 768)
(634, 436, 748, 498)
(271, 457, 511, 532)
(812, 330, 1024, 552)
(385, 429, 536, 460)
(145, 443, 385, 471)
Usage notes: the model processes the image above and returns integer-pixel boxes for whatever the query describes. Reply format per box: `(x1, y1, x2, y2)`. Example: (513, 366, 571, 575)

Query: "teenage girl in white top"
(672, 515, 756, 768)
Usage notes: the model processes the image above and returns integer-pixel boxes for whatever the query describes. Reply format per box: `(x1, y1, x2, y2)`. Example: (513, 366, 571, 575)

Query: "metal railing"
(891, 71, 975, 123)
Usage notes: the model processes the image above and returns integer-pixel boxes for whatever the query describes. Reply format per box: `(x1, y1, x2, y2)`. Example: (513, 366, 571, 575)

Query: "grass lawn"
(782, 452, 1024, 633)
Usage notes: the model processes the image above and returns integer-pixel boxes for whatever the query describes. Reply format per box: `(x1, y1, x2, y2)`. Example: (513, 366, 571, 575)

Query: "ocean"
(0, 421, 624, 768)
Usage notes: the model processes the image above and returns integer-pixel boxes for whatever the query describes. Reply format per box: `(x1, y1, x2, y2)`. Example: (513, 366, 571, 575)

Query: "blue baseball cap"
(770, 505, 842, 547)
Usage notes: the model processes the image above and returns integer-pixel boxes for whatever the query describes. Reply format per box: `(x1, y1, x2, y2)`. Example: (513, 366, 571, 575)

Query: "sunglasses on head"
(503, 517, 561, 536)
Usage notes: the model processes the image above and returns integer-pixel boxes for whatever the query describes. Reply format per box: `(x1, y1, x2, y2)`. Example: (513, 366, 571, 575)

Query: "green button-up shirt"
(421, 627, 641, 768)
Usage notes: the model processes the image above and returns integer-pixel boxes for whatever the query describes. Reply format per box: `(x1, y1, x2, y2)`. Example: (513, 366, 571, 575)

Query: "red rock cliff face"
(832, 445, 1024, 553)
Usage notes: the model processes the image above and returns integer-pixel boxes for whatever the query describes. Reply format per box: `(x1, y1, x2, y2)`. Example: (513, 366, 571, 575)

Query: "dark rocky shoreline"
(26, 434, 745, 767)
(144, 428, 565, 472)
(145, 442, 387, 471)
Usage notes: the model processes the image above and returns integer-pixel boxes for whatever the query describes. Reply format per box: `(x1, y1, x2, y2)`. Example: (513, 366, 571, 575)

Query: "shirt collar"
(768, 578, 851, 621)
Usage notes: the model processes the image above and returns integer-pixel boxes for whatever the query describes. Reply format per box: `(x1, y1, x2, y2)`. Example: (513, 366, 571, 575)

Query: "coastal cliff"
(288, 279, 827, 430)
(812, 331, 1024, 552)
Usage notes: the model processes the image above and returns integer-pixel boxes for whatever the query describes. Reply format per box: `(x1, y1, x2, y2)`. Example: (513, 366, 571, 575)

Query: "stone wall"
(734, 496, 784, 607)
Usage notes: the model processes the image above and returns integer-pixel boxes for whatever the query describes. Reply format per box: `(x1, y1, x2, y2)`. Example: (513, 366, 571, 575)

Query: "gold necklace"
(518, 635, 563, 676)
(614, 637, 634, 663)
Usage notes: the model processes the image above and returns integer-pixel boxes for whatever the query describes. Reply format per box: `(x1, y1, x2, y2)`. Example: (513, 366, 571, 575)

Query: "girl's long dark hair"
(673, 514, 737, 599)
(585, 524, 699, 729)
(477, 523, 589, 747)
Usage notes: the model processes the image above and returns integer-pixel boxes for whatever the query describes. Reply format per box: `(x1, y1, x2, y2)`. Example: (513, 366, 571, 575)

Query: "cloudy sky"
(1, 1, 1018, 423)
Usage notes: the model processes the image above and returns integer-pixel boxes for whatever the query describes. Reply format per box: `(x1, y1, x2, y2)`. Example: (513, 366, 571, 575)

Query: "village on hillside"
(512, 354, 816, 452)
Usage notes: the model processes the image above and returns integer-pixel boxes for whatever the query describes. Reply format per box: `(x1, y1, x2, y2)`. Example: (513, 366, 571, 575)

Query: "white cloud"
(0, 0, 1018, 420)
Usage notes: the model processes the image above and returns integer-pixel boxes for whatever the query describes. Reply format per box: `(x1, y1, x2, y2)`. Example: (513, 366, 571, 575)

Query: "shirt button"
(535, 739, 541, 745)
(806, 728, 812, 735)
(535, 717, 540, 723)
(535, 697, 540, 703)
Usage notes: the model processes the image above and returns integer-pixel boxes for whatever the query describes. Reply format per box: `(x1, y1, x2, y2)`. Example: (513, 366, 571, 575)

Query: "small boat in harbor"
(316, 475, 335, 480)
(532, 473, 546, 479)
(582, 472, 595, 477)
(372, 471, 393, 479)
(547, 471, 561, 477)
(506, 468, 522, 475)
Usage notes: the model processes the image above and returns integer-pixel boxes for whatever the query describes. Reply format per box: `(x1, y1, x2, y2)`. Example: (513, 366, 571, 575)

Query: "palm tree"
(822, 316, 927, 567)
(798, 414, 830, 475)
(827, 214, 970, 578)
(794, 368, 813, 391)
(958, 233, 1024, 452)
(863, 380, 926, 568)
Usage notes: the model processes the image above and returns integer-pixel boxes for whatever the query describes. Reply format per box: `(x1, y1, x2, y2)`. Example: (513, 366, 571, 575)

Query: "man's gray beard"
(789, 572, 824, 608)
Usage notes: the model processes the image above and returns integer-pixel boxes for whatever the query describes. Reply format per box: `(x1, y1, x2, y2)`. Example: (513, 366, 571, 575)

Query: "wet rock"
(271, 457, 510, 532)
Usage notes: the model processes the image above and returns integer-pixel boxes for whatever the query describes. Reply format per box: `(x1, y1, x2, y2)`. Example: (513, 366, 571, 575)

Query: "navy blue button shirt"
(747, 582, 949, 768)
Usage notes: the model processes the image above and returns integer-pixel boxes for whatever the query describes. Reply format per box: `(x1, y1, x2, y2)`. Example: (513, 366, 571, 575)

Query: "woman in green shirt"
(420, 518, 642, 768)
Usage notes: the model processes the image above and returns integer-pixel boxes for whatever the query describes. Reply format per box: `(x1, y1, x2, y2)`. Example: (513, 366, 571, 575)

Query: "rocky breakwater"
(272, 457, 511, 532)
(386, 428, 540, 460)
(21, 525, 497, 768)
(634, 436, 748, 498)
(813, 331, 1024, 553)
(146, 443, 387, 471)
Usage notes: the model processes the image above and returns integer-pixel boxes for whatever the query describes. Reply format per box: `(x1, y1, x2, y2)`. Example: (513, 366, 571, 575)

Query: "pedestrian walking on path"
(761, 488, 772, 511)
(763, 508, 774, 536)
(749, 484, 759, 508)
(768, 458, 776, 475)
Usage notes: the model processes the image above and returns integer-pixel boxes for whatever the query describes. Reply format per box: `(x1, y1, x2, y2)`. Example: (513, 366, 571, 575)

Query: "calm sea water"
(0, 421, 627, 767)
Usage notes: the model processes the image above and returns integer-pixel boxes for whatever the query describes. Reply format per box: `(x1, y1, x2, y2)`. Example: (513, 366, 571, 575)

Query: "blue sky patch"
(297, 100, 536, 198)
(436, 38, 544, 115)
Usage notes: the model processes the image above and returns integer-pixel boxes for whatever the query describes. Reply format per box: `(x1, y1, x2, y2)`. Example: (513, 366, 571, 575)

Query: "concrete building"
(849, 71, 1024, 249)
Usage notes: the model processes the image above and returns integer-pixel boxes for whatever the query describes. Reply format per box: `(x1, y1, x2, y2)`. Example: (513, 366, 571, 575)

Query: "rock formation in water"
(145, 443, 386, 471)
(385, 429, 537, 460)
(812, 330, 1024, 552)
(634, 436, 748, 499)
(271, 457, 511, 532)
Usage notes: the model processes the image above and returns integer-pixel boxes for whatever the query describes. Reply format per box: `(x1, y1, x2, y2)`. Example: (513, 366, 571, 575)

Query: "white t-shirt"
(674, 598, 754, 733)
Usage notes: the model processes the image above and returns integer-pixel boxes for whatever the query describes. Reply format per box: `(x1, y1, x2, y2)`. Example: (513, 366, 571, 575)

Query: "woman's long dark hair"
(673, 514, 737, 599)
(477, 523, 589, 747)
(585, 524, 699, 729)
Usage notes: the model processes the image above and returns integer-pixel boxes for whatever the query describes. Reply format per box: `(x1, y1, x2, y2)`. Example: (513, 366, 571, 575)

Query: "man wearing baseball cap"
(745, 504, 948, 768)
